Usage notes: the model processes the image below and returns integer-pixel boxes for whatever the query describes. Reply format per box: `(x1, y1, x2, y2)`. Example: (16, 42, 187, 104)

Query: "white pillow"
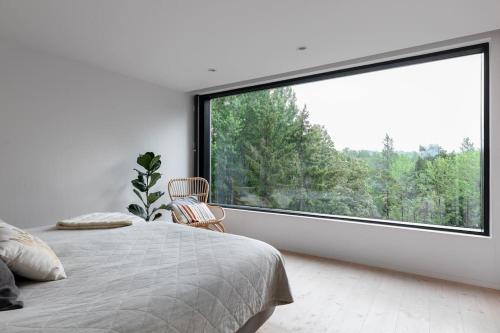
(0, 220, 66, 281)
(57, 212, 135, 229)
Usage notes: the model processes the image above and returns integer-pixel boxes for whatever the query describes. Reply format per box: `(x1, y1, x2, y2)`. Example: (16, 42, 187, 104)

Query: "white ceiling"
(0, 0, 499, 92)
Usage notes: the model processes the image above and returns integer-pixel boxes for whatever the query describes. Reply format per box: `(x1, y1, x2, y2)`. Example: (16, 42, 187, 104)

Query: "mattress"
(0, 218, 293, 332)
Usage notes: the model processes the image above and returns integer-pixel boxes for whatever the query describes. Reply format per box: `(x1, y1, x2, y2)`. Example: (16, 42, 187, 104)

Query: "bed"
(0, 218, 293, 332)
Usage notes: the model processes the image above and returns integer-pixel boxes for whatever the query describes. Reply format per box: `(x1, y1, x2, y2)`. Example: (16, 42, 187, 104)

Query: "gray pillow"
(0, 259, 23, 311)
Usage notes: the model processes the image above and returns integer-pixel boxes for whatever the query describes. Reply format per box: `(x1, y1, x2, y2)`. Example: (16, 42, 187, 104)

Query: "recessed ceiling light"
(297, 46, 307, 51)
(208, 68, 217, 72)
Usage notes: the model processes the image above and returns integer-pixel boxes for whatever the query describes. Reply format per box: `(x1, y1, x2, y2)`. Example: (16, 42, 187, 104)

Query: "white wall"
(0, 40, 192, 228)
(223, 30, 500, 290)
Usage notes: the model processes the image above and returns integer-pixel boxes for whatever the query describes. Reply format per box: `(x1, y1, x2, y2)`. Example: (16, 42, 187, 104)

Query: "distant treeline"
(211, 87, 482, 229)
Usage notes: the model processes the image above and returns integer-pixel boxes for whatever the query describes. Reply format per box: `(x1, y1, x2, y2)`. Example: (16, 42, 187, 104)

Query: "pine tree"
(376, 134, 397, 219)
(461, 137, 475, 152)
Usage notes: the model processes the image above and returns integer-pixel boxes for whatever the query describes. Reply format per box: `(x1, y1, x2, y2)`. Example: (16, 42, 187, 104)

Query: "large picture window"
(197, 44, 489, 235)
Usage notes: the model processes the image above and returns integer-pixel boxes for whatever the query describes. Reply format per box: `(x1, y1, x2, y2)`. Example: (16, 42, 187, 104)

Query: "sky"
(292, 54, 484, 152)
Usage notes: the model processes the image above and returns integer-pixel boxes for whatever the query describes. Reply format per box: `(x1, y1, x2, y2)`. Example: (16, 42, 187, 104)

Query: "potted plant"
(127, 152, 168, 221)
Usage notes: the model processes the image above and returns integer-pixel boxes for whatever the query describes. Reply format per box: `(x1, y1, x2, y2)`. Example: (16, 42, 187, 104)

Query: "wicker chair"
(167, 177, 225, 232)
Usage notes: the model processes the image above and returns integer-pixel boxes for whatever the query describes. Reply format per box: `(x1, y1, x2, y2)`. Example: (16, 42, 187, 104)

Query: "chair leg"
(212, 222, 225, 233)
(205, 223, 223, 233)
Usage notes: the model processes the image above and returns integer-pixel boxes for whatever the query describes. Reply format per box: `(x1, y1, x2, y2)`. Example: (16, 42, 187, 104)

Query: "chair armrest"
(207, 205, 226, 222)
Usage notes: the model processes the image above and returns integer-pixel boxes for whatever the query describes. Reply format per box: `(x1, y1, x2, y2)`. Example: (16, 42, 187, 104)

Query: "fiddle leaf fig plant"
(127, 152, 168, 221)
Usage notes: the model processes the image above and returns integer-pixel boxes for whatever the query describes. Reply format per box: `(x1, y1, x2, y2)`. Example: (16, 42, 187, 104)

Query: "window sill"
(219, 204, 490, 237)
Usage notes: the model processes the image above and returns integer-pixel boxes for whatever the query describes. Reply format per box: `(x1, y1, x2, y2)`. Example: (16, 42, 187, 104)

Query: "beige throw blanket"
(56, 212, 134, 230)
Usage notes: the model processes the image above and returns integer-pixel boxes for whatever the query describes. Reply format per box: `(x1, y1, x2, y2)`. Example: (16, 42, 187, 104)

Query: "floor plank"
(258, 251, 500, 333)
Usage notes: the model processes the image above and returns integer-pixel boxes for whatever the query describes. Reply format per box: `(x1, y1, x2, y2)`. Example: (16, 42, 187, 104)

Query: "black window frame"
(195, 43, 490, 236)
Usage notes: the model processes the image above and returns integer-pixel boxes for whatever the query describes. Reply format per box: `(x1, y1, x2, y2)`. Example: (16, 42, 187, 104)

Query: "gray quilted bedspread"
(0, 220, 293, 333)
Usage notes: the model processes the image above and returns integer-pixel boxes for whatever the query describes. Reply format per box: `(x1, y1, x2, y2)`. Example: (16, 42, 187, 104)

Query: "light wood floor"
(259, 251, 500, 333)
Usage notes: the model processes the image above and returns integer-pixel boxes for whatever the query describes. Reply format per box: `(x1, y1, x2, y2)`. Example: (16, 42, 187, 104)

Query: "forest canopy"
(210, 87, 483, 230)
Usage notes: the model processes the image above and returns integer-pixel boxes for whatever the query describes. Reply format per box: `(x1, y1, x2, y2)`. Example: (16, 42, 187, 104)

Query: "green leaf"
(133, 189, 146, 205)
(148, 172, 161, 188)
(136, 173, 144, 184)
(147, 191, 164, 205)
(133, 168, 147, 177)
(152, 204, 169, 214)
(152, 213, 162, 221)
(150, 162, 161, 173)
(127, 204, 146, 219)
(150, 158, 161, 172)
(132, 179, 147, 192)
(149, 155, 161, 169)
(137, 152, 155, 170)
